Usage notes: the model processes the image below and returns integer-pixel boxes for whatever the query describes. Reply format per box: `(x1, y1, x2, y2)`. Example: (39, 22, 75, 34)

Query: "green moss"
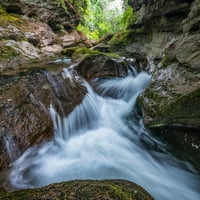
(145, 87, 200, 128)
(109, 29, 134, 47)
(0, 5, 6, 14)
(0, 13, 24, 27)
(108, 26, 145, 49)
(71, 47, 121, 61)
(104, 52, 121, 59)
(61, 47, 82, 57)
(0, 45, 18, 59)
(0, 180, 153, 200)
(0, 6, 24, 27)
(163, 88, 200, 119)
(159, 55, 171, 69)
(72, 47, 101, 60)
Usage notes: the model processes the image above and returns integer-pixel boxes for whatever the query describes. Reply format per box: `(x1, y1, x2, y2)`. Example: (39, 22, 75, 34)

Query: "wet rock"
(108, 0, 200, 130)
(0, 66, 86, 173)
(0, 180, 154, 200)
(72, 48, 126, 80)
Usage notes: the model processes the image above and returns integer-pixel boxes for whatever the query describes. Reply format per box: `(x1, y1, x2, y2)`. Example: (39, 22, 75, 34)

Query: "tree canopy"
(70, 0, 134, 39)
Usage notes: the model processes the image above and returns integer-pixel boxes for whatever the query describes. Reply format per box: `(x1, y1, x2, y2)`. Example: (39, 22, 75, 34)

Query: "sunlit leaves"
(72, 0, 134, 40)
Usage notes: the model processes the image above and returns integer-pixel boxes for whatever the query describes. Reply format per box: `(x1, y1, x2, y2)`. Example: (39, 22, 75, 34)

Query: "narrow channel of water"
(8, 59, 200, 200)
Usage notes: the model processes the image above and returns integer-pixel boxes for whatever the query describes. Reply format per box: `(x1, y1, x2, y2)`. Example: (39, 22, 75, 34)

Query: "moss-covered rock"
(152, 88, 200, 128)
(0, 180, 154, 200)
(108, 30, 134, 48)
(108, 27, 145, 50)
(71, 48, 125, 80)
(71, 47, 120, 61)
(61, 46, 81, 57)
(0, 45, 18, 59)
(139, 63, 200, 129)
(71, 47, 102, 60)
(0, 5, 6, 14)
(0, 9, 24, 28)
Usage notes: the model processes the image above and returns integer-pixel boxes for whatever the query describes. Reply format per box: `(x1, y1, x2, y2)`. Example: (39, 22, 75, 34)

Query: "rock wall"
(0, 0, 89, 71)
(0, 0, 90, 173)
(125, 0, 200, 130)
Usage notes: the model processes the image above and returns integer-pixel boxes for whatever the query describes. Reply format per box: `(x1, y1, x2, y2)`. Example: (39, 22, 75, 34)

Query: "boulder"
(0, 180, 154, 200)
(0, 66, 86, 173)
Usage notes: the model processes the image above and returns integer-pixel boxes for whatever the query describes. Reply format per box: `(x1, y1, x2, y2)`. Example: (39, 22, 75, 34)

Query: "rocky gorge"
(0, 0, 200, 199)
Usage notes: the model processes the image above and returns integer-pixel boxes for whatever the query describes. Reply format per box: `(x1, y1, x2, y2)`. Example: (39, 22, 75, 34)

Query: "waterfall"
(9, 60, 200, 200)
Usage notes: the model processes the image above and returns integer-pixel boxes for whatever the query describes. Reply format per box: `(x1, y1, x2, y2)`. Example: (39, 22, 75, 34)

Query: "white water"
(9, 66, 200, 200)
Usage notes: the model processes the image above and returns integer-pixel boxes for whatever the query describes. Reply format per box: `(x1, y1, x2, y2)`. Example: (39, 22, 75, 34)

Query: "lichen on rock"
(0, 180, 154, 200)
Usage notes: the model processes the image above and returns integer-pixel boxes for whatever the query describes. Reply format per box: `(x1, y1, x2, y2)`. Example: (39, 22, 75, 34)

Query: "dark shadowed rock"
(75, 54, 127, 80)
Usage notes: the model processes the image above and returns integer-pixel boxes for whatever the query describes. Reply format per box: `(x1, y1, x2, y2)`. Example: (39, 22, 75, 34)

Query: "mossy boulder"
(0, 180, 154, 200)
(139, 60, 200, 130)
(151, 88, 200, 128)
(71, 47, 120, 61)
(71, 48, 126, 80)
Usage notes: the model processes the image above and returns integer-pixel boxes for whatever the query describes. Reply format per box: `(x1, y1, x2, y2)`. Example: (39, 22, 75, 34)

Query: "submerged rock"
(0, 180, 154, 200)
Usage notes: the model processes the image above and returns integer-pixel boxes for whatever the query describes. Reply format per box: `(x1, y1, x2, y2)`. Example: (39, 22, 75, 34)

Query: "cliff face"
(0, 0, 88, 71)
(126, 0, 200, 130)
(0, 0, 79, 32)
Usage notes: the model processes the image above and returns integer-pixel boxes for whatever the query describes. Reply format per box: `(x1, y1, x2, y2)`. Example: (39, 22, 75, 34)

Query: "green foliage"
(108, 29, 133, 47)
(60, 0, 68, 14)
(71, 0, 136, 40)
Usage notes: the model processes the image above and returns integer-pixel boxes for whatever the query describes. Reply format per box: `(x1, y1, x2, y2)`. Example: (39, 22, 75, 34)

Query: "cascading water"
(9, 60, 200, 200)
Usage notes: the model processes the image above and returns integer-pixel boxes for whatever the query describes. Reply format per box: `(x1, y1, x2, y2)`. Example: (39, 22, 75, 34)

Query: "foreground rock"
(0, 180, 154, 200)
(106, 0, 200, 130)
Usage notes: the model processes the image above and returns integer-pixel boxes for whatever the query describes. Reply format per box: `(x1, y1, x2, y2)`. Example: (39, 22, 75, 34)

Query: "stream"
(7, 58, 200, 200)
